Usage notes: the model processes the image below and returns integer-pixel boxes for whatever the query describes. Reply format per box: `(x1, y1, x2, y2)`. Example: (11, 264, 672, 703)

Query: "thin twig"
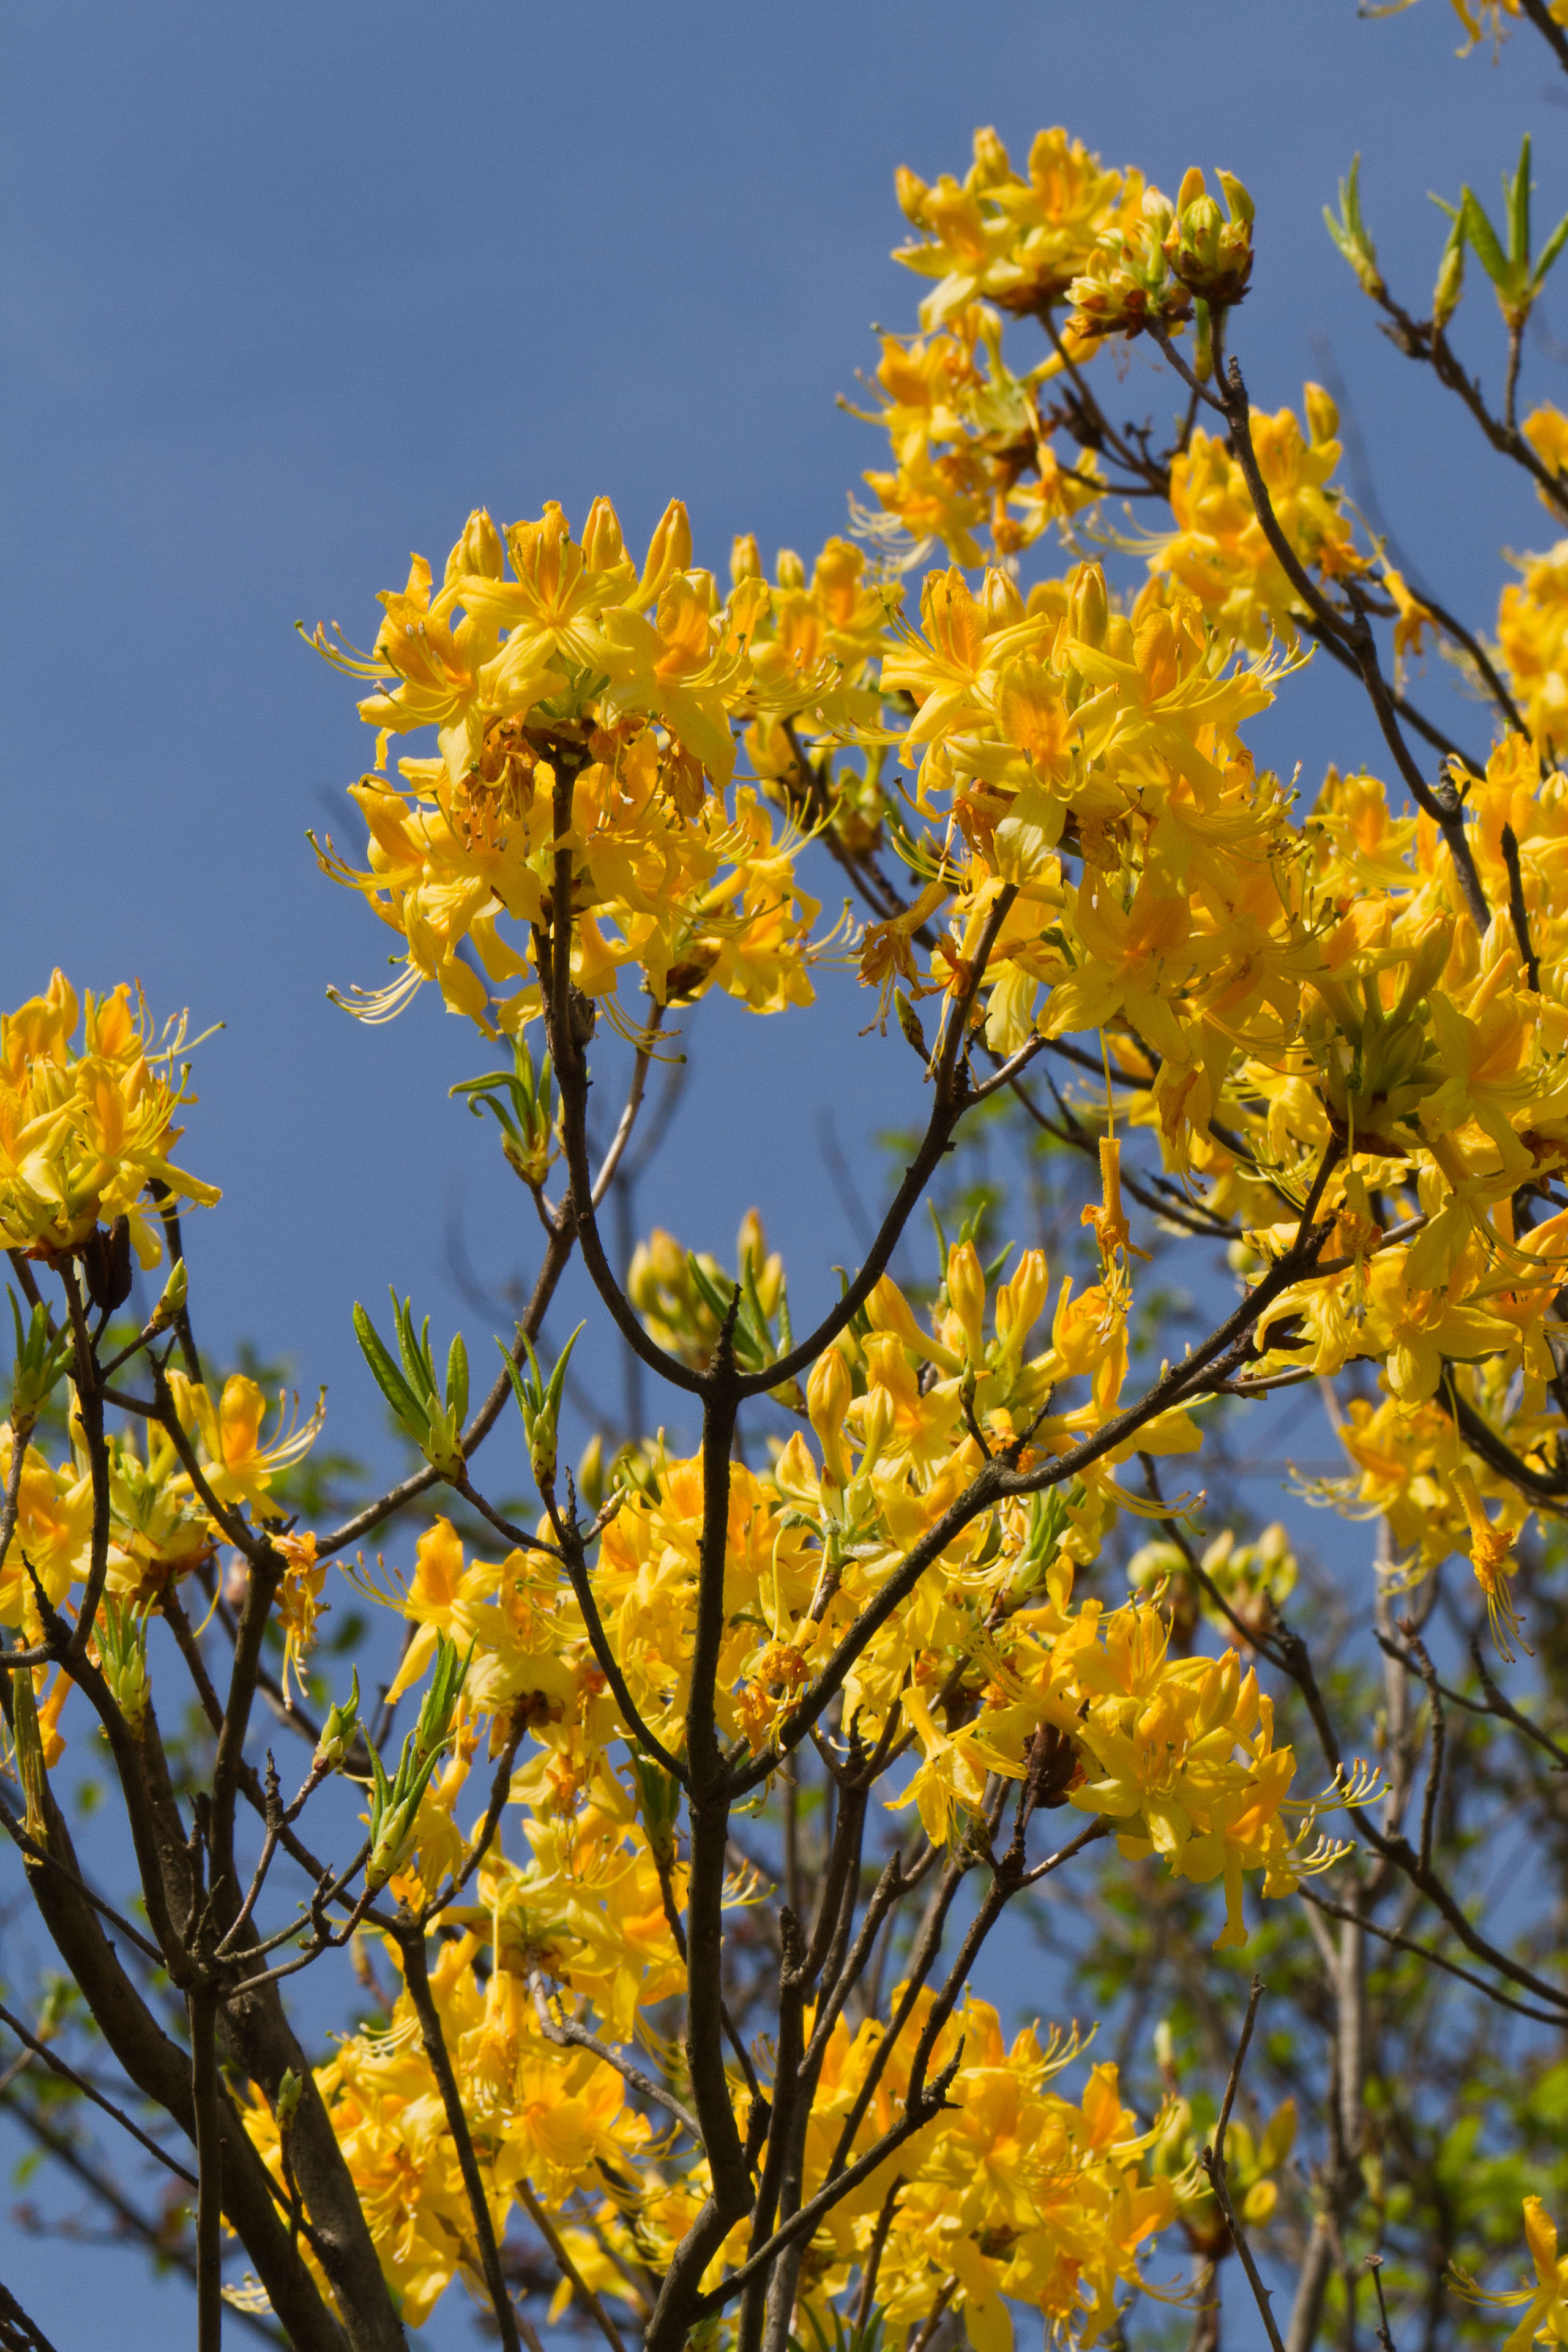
(1200, 1979, 1285, 2352)
(516, 2178, 630, 2352)
(0, 2003, 197, 2188)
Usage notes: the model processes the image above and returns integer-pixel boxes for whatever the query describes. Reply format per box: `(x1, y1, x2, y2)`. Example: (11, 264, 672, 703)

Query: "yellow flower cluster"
(312, 499, 848, 1034)
(891, 127, 1143, 330)
(766, 1999, 1173, 2352)
(0, 969, 218, 1262)
(250, 1892, 1175, 2350)
(1151, 387, 1369, 652)
(0, 1373, 323, 1754)
(1498, 537, 1568, 756)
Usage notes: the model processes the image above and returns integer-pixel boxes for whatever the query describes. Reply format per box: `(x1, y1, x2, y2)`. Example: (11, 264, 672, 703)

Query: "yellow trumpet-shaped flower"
(1452, 2196, 1568, 2352)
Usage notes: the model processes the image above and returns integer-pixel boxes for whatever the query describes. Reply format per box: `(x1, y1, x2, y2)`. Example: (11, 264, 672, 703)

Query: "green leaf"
(542, 1323, 586, 1421)
(687, 1253, 737, 1333)
(353, 1304, 425, 1436)
(1461, 188, 1510, 291)
(389, 1293, 438, 1402)
(497, 1337, 539, 1427)
(1534, 206, 1568, 293)
(1509, 133, 1533, 272)
(446, 1329, 469, 1428)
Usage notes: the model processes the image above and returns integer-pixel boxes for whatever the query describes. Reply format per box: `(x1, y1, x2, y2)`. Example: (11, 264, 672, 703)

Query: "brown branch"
(1501, 824, 1541, 991)
(1521, 0, 1568, 70)
(528, 1973, 701, 2140)
(1296, 1886, 1564, 2025)
(189, 1988, 223, 2352)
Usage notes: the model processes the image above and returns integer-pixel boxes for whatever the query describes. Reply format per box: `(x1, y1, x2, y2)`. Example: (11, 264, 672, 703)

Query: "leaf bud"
(313, 1668, 361, 1774)
(144, 1261, 187, 1340)
(1433, 215, 1466, 330)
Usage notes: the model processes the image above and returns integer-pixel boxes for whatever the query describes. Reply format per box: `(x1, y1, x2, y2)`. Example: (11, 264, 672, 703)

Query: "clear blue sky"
(0, 2, 1560, 2340)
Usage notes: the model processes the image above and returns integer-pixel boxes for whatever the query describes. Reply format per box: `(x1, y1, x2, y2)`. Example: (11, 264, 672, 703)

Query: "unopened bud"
(445, 506, 504, 585)
(1067, 563, 1110, 651)
(894, 164, 929, 223)
(807, 1347, 854, 1489)
(635, 499, 693, 607)
(1302, 382, 1340, 449)
(581, 496, 627, 575)
(313, 1669, 360, 1774)
(148, 1258, 188, 1333)
(946, 1241, 987, 1364)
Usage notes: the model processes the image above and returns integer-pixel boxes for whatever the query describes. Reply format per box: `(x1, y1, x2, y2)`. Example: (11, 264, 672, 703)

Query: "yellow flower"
(1453, 2196, 1568, 2352)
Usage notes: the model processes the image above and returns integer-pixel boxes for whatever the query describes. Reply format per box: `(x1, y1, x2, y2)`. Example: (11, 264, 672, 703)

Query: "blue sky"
(1, 1, 1563, 2340)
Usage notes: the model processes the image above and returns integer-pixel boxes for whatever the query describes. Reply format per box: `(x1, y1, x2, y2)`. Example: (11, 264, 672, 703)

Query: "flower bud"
(444, 507, 504, 585)
(635, 499, 693, 608)
(581, 496, 627, 574)
(1164, 166, 1254, 306)
(983, 567, 1025, 630)
(807, 1347, 854, 1490)
(1392, 909, 1457, 1017)
(577, 1432, 605, 1514)
(775, 548, 806, 591)
(737, 1208, 767, 1279)
(1215, 170, 1255, 229)
(996, 1249, 1050, 1356)
(730, 532, 762, 586)
(1302, 382, 1340, 449)
(865, 1275, 926, 1353)
(971, 125, 1011, 187)
(895, 164, 929, 223)
(857, 1381, 896, 1475)
(1067, 563, 1110, 651)
(1176, 165, 1207, 216)
(946, 1241, 987, 1363)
